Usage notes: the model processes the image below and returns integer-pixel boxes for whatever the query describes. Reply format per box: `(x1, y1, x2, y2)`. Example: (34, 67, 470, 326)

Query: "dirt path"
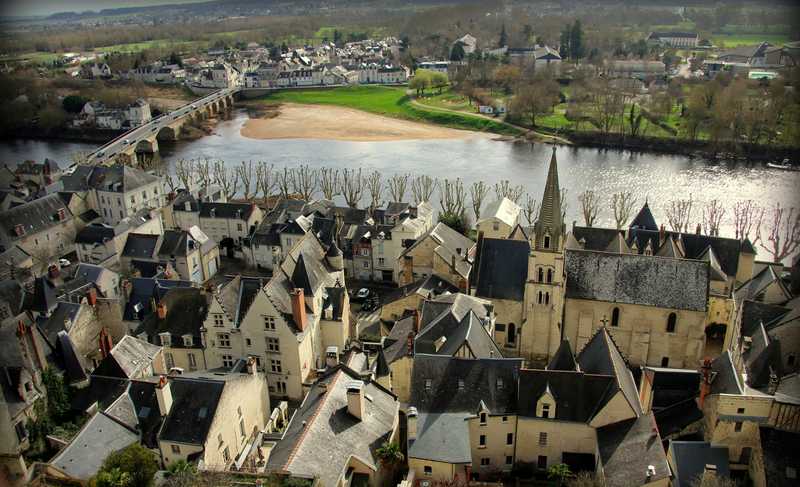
(241, 103, 486, 142)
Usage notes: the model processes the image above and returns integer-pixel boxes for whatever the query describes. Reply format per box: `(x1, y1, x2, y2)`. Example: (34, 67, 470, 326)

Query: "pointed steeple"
(534, 146, 564, 251)
(630, 202, 658, 231)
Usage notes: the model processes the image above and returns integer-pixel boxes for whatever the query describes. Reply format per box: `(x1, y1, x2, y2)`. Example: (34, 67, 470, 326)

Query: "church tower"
(520, 147, 567, 366)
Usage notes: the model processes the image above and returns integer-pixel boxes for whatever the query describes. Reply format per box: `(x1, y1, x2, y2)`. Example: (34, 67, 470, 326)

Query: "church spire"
(534, 146, 564, 250)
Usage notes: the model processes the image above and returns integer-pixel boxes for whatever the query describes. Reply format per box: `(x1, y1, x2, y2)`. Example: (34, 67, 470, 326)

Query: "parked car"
(58, 258, 71, 267)
(353, 288, 371, 302)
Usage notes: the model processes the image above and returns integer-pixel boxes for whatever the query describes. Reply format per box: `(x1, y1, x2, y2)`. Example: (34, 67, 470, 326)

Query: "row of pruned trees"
(577, 191, 800, 263)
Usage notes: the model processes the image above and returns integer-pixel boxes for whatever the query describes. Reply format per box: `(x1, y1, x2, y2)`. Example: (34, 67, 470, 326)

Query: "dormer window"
(159, 332, 171, 346)
(458, 379, 465, 391)
(496, 378, 504, 390)
(183, 335, 193, 347)
(425, 379, 432, 391)
(536, 386, 556, 418)
(479, 412, 487, 424)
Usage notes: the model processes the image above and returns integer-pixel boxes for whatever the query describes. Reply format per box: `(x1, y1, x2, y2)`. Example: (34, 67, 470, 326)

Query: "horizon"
(0, 0, 209, 18)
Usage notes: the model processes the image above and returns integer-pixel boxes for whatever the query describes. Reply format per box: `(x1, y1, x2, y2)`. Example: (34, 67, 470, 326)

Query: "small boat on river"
(766, 159, 799, 171)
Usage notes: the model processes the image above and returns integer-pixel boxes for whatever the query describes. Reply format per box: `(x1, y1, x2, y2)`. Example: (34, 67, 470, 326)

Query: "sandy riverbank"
(240, 103, 485, 141)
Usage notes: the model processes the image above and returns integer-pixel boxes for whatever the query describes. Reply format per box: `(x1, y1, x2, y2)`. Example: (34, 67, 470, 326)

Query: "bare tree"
(689, 474, 740, 487)
(411, 175, 436, 203)
(438, 178, 466, 219)
(579, 190, 600, 227)
(469, 181, 490, 223)
(702, 199, 726, 236)
(733, 200, 765, 243)
(494, 180, 524, 203)
(291, 164, 318, 201)
(236, 160, 257, 200)
(256, 162, 275, 204)
(560, 188, 569, 220)
(388, 173, 410, 202)
(611, 192, 636, 230)
(760, 203, 800, 263)
(164, 173, 180, 193)
(319, 167, 340, 200)
(212, 160, 239, 200)
(366, 171, 384, 210)
(566, 472, 606, 487)
(175, 158, 195, 191)
(277, 167, 293, 199)
(523, 193, 539, 225)
(340, 168, 364, 208)
(665, 196, 694, 233)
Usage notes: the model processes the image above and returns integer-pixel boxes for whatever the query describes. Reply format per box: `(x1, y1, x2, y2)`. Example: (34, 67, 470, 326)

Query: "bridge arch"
(135, 138, 158, 154)
(156, 125, 177, 141)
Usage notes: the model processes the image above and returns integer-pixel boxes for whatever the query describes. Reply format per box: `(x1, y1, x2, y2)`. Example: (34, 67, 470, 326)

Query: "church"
(472, 147, 750, 368)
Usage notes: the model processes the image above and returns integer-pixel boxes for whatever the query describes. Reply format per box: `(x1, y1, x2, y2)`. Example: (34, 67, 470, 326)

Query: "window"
(237, 223, 243, 232)
(425, 379, 432, 391)
(506, 455, 513, 466)
(360, 248, 369, 256)
(537, 267, 544, 282)
(542, 404, 550, 419)
(493, 222, 499, 231)
(661, 357, 670, 367)
(142, 190, 147, 199)
(188, 353, 197, 370)
(789, 354, 796, 367)
(246, 338, 252, 347)
(506, 433, 513, 445)
(119, 210, 123, 219)
(362, 261, 369, 268)
(734, 421, 743, 432)
(666, 312, 677, 333)
(222, 446, 230, 463)
(276, 381, 287, 394)
(266, 337, 280, 352)
(480, 412, 487, 424)
(183, 335, 193, 347)
(611, 307, 620, 327)
(271, 359, 282, 373)
(165, 352, 174, 369)
(378, 257, 385, 266)
(537, 291, 543, 304)
(171, 444, 180, 454)
(497, 378, 504, 390)
(130, 195, 136, 204)
(222, 354, 234, 368)
(239, 418, 246, 438)
(544, 235, 550, 249)
(507, 323, 516, 345)
(263, 315, 276, 330)
(218, 333, 231, 348)
(213, 314, 224, 327)
(458, 379, 465, 390)
(502, 416, 508, 423)
(537, 456, 547, 469)
(546, 268, 553, 283)
(479, 435, 486, 447)
(424, 466, 432, 476)
(737, 408, 745, 414)
(539, 432, 547, 446)
(544, 292, 550, 305)
(481, 458, 490, 466)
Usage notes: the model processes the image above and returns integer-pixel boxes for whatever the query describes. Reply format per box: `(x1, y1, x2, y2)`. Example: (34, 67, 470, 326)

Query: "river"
(1, 109, 798, 239)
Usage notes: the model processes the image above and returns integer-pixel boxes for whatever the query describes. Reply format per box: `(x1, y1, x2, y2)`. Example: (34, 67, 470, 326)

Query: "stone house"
(407, 328, 671, 486)
(155, 363, 270, 469)
(173, 199, 262, 254)
(14, 159, 62, 188)
(202, 232, 348, 400)
(475, 197, 521, 239)
(264, 353, 399, 487)
(135, 286, 210, 373)
(0, 193, 78, 264)
(379, 275, 458, 323)
(75, 208, 163, 268)
(397, 221, 474, 290)
(121, 227, 219, 284)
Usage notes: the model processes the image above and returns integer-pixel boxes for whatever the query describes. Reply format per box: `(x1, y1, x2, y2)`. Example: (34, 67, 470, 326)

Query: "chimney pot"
(346, 380, 365, 420)
(156, 375, 173, 416)
(290, 288, 307, 331)
(157, 303, 167, 320)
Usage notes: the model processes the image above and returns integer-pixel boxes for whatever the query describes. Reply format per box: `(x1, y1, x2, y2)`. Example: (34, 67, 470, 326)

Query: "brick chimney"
(401, 255, 413, 286)
(157, 303, 167, 320)
(26, 323, 47, 371)
(699, 358, 712, 409)
(87, 287, 97, 306)
(290, 288, 307, 331)
(156, 375, 173, 416)
(99, 328, 114, 359)
(659, 224, 666, 247)
(407, 406, 418, 440)
(413, 308, 421, 333)
(406, 331, 414, 357)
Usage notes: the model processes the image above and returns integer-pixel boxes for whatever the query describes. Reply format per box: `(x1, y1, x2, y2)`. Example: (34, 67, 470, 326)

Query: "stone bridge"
(87, 87, 240, 166)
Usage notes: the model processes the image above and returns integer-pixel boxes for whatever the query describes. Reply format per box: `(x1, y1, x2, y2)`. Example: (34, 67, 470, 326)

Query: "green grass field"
(712, 34, 791, 47)
(263, 86, 522, 136)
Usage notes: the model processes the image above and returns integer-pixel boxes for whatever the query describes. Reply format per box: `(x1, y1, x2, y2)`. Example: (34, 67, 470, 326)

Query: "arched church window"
(611, 307, 620, 327)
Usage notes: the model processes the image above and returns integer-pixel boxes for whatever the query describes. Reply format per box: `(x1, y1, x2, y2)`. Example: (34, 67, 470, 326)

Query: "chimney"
(156, 375, 173, 416)
(346, 380, 365, 420)
(699, 358, 712, 409)
(659, 224, 665, 247)
(413, 308, 421, 333)
(451, 253, 456, 271)
(246, 356, 258, 375)
(290, 288, 307, 331)
(696, 223, 702, 235)
(122, 280, 132, 299)
(157, 303, 167, 320)
(401, 255, 413, 286)
(407, 406, 418, 440)
(434, 336, 447, 352)
(326, 346, 339, 368)
(87, 287, 97, 306)
(99, 328, 113, 359)
(406, 331, 414, 357)
(701, 464, 718, 485)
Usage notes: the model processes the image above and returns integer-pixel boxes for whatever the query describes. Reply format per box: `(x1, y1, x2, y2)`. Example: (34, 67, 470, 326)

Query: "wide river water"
(1, 109, 798, 240)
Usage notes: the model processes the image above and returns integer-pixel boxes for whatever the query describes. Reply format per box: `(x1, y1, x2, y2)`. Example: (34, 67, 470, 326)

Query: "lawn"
(711, 34, 790, 48)
(415, 90, 478, 113)
(263, 86, 522, 136)
(94, 39, 204, 54)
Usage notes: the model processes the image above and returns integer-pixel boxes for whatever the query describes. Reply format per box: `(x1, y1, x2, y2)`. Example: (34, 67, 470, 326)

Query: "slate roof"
(199, 201, 256, 220)
(36, 301, 83, 347)
(548, 340, 579, 371)
(415, 293, 500, 358)
(86, 164, 160, 193)
(158, 377, 225, 445)
(50, 412, 138, 480)
(564, 250, 709, 312)
(382, 315, 415, 365)
(735, 265, 790, 304)
(517, 369, 616, 422)
(123, 277, 194, 321)
(136, 287, 210, 349)
(709, 351, 743, 395)
(629, 202, 658, 231)
(381, 274, 458, 305)
(760, 426, 800, 487)
(0, 193, 72, 242)
(91, 335, 162, 379)
(215, 276, 268, 326)
(480, 197, 520, 227)
(128, 380, 162, 448)
(122, 233, 160, 259)
(597, 413, 670, 486)
(266, 365, 397, 487)
(577, 327, 642, 417)
(473, 237, 529, 301)
(668, 441, 730, 487)
(409, 412, 472, 464)
(410, 354, 523, 414)
(30, 277, 58, 315)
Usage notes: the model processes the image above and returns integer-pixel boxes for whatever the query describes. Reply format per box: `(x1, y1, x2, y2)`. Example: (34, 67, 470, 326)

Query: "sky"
(1, 0, 208, 17)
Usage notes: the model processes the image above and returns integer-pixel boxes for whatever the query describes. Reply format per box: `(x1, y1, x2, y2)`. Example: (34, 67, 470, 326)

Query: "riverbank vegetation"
(258, 86, 522, 136)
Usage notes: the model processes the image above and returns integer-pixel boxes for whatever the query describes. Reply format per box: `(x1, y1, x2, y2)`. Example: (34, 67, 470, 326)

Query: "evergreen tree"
(570, 20, 585, 60)
(559, 25, 571, 59)
(450, 42, 466, 61)
(499, 23, 508, 47)
(333, 29, 342, 45)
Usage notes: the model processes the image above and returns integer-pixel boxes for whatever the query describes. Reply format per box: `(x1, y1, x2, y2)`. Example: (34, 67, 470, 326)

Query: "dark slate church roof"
(565, 250, 709, 312)
(517, 369, 616, 422)
(597, 413, 670, 486)
(473, 237, 529, 301)
(629, 202, 658, 231)
(158, 378, 225, 445)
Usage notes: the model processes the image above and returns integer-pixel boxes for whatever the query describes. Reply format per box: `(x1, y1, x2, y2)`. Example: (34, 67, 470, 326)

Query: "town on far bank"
(0, 2, 799, 487)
